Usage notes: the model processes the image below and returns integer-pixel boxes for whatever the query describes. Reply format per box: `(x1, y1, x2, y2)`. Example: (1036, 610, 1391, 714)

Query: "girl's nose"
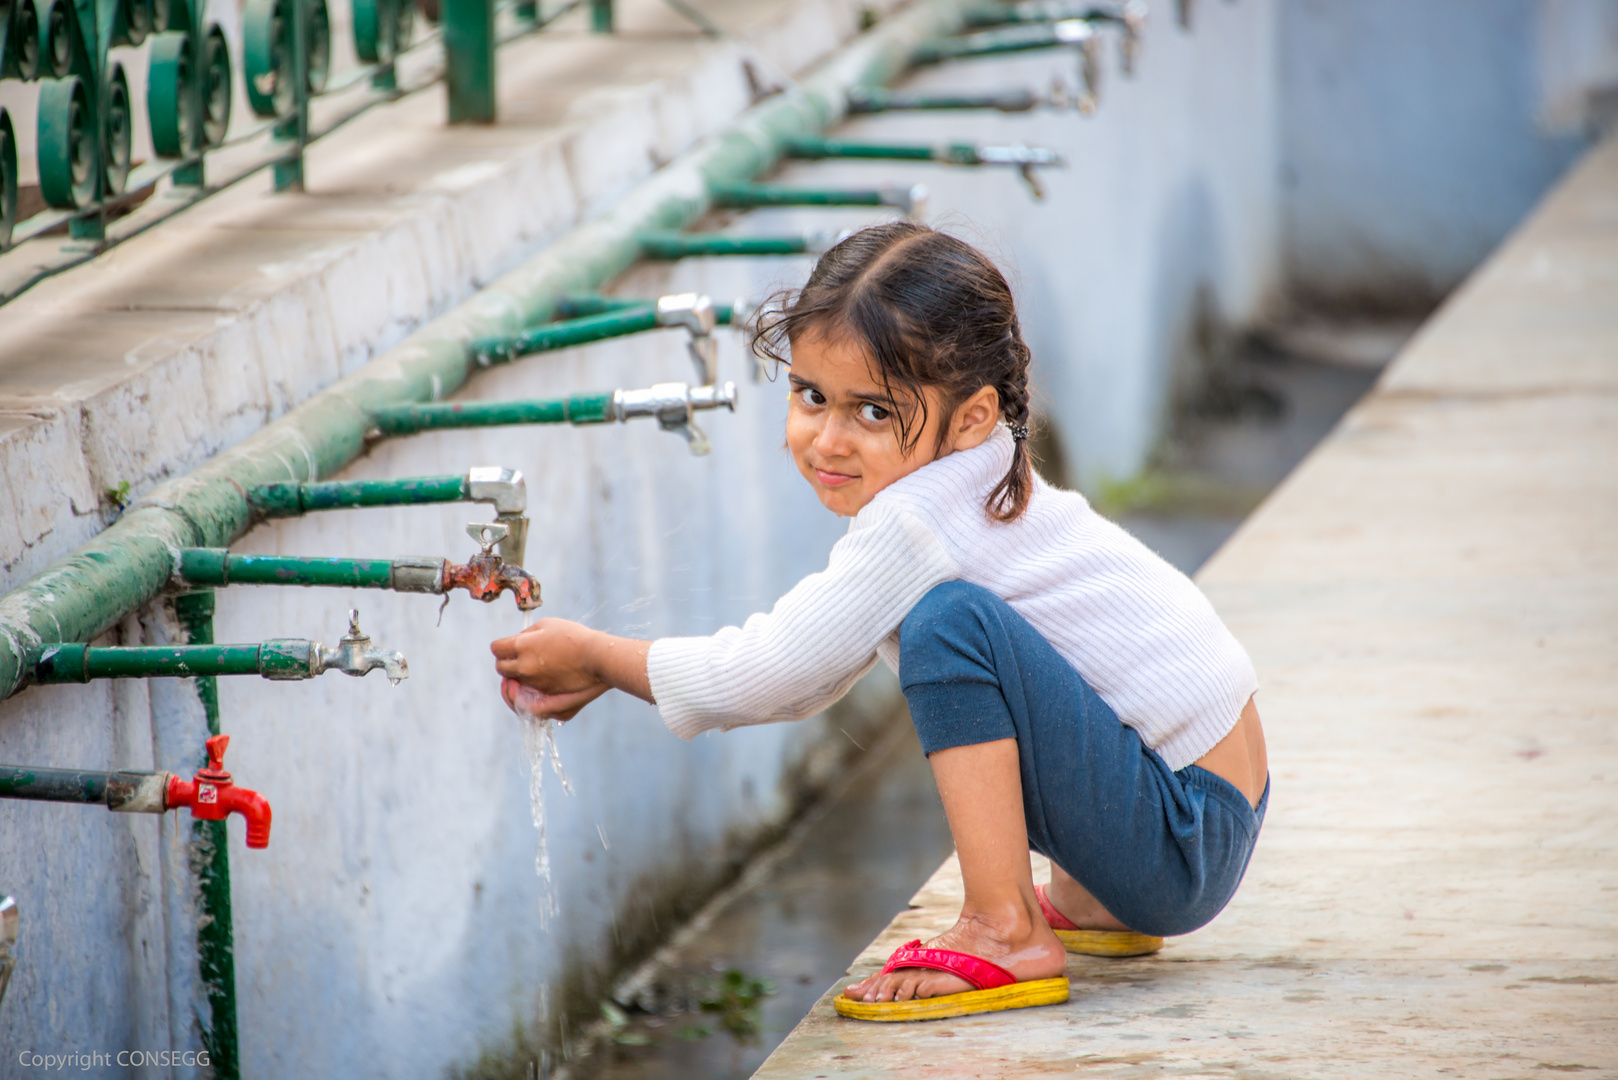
(813, 414, 854, 458)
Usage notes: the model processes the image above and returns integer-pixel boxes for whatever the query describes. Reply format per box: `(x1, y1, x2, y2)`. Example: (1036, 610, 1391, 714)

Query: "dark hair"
(753, 222, 1035, 522)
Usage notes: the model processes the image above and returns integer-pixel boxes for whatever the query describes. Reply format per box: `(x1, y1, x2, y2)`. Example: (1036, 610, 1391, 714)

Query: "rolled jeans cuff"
(903, 679, 1017, 755)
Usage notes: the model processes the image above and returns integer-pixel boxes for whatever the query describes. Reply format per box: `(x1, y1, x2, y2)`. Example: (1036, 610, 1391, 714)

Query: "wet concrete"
(565, 332, 1393, 1080)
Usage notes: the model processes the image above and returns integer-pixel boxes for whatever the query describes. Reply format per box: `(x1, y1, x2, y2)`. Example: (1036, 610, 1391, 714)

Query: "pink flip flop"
(834, 939, 1069, 1022)
(1035, 883, 1164, 957)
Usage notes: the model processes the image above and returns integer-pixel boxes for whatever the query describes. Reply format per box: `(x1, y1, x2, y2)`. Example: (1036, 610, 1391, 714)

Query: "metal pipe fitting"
(27, 612, 409, 684)
(0, 734, 272, 848)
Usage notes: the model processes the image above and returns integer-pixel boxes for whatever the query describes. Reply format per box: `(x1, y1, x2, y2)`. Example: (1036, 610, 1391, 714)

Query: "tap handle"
(205, 734, 230, 774)
(346, 609, 363, 637)
(467, 521, 510, 556)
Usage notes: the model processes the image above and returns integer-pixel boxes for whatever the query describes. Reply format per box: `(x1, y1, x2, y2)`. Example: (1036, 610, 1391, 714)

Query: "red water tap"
(166, 735, 273, 849)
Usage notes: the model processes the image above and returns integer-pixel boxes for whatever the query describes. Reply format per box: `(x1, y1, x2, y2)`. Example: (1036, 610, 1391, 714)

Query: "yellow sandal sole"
(833, 976, 1070, 1022)
(1054, 928, 1164, 957)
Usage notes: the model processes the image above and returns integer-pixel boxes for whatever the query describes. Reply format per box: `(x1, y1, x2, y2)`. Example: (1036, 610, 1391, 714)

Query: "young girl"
(491, 221, 1269, 1022)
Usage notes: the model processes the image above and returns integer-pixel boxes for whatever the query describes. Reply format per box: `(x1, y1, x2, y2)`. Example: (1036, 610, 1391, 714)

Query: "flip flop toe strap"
(879, 940, 1017, 991)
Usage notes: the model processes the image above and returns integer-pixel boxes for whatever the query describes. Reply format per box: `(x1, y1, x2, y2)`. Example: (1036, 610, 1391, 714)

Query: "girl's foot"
(843, 908, 1066, 1003)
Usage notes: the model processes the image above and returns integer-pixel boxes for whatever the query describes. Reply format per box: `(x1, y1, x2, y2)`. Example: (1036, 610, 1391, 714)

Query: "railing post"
(445, 0, 497, 123)
(590, 0, 614, 32)
(273, 0, 312, 190)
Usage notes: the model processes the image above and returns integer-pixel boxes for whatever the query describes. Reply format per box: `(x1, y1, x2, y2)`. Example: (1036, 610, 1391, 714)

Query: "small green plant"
(699, 968, 776, 1042)
(599, 1001, 652, 1047)
(104, 480, 131, 513)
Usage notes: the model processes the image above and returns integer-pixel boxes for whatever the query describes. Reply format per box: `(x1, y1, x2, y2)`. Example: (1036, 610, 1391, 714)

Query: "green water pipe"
(639, 230, 847, 259)
(961, 1, 1129, 27)
(374, 382, 738, 455)
(555, 294, 652, 319)
(846, 87, 1043, 113)
(0, 0, 977, 699)
(173, 591, 240, 1080)
(246, 468, 529, 562)
(32, 642, 330, 682)
(783, 135, 1062, 168)
(178, 552, 405, 590)
(558, 295, 754, 326)
(913, 19, 1097, 63)
(374, 392, 617, 433)
(469, 293, 718, 373)
(710, 181, 926, 216)
(472, 306, 659, 363)
(248, 475, 466, 516)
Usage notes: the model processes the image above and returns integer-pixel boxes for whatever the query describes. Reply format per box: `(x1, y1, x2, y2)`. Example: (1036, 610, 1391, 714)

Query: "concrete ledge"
(0, 0, 891, 593)
(754, 135, 1618, 1079)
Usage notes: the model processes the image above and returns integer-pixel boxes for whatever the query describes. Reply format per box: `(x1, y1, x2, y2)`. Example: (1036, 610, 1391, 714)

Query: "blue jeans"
(898, 581, 1268, 938)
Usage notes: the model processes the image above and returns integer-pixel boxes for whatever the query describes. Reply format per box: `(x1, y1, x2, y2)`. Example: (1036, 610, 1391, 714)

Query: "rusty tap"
(443, 522, 543, 612)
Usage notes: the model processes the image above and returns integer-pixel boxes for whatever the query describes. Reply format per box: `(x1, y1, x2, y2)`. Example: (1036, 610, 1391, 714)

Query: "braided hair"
(753, 221, 1036, 522)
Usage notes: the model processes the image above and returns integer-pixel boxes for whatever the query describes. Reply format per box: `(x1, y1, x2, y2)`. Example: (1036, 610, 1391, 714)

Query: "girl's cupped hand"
(492, 618, 611, 721)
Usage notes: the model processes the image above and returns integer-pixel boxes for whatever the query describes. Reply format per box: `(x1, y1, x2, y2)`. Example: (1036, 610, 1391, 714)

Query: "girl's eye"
(858, 402, 890, 423)
(797, 387, 827, 407)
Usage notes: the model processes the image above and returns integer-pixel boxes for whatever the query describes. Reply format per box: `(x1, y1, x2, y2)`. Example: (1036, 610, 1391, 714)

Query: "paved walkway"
(755, 136, 1618, 1079)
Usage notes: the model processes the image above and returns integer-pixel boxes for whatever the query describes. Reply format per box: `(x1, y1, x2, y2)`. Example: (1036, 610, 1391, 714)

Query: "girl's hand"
(491, 618, 654, 721)
(501, 676, 607, 722)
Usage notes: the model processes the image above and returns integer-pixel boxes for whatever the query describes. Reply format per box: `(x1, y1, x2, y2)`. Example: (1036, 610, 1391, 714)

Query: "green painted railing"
(0, 0, 588, 304)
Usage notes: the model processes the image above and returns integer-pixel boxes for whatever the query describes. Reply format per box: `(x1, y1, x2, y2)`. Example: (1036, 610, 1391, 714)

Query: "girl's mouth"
(815, 467, 857, 488)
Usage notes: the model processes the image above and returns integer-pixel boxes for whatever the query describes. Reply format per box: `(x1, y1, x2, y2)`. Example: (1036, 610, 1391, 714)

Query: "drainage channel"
(559, 322, 1404, 1080)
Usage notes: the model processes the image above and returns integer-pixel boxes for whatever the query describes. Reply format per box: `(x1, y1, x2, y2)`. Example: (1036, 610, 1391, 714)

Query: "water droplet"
(388, 676, 402, 687)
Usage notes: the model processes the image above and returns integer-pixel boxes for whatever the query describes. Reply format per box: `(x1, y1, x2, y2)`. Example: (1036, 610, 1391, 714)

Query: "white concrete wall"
(833, 0, 1283, 485)
(1277, 0, 1614, 309)
(0, 2, 1286, 1075)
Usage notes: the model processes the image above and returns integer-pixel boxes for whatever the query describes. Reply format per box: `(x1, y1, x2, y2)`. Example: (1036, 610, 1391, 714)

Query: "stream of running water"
(516, 609, 574, 925)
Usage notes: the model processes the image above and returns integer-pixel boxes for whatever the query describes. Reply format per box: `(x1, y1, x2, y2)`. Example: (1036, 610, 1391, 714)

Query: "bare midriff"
(1192, 696, 1268, 809)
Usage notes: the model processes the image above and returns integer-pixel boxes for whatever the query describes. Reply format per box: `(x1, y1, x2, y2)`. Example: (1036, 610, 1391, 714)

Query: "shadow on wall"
(1279, 0, 1606, 313)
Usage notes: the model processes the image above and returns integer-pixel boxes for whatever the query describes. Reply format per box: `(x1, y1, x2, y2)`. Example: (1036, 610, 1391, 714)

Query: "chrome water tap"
(610, 381, 738, 456)
(656, 293, 719, 385)
(466, 466, 529, 564)
(316, 610, 410, 681)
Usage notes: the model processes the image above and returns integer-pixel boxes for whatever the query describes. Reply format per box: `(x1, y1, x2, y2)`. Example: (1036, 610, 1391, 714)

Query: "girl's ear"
(949, 385, 1003, 452)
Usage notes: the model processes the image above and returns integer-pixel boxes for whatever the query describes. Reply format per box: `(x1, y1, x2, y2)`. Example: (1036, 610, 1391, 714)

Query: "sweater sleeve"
(647, 501, 958, 739)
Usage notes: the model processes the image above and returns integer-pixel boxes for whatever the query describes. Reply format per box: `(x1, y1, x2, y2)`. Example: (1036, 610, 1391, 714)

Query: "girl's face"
(785, 328, 999, 517)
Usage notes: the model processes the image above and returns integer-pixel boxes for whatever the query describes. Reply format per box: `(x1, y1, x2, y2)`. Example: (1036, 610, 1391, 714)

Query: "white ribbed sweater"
(647, 426, 1258, 770)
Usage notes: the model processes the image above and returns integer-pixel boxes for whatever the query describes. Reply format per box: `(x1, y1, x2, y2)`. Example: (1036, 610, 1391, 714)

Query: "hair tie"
(1009, 422, 1029, 442)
